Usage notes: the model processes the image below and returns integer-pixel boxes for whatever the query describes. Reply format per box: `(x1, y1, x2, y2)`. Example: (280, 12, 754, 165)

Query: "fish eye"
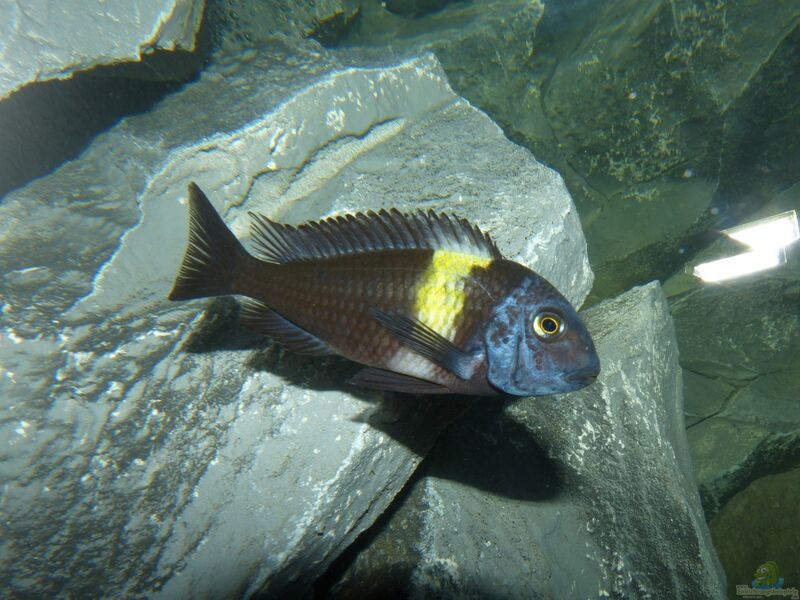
(533, 311, 565, 340)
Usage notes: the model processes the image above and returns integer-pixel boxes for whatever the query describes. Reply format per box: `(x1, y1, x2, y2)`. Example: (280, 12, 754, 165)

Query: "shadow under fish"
(168, 183, 600, 396)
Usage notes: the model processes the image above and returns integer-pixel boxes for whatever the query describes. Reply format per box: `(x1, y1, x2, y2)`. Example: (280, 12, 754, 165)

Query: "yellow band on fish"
(414, 250, 492, 341)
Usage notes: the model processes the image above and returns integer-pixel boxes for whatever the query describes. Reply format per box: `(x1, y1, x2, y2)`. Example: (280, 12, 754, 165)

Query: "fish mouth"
(564, 366, 600, 385)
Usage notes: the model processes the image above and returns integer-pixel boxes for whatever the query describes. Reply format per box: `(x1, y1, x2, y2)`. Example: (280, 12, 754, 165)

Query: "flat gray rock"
(0, 37, 590, 598)
(327, 282, 727, 599)
(0, 0, 205, 100)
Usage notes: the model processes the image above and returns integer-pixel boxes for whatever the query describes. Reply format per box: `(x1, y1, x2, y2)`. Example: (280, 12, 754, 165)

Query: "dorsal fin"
(248, 208, 502, 264)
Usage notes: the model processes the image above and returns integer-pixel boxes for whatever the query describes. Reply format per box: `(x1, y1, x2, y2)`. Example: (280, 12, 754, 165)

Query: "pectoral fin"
(368, 307, 478, 380)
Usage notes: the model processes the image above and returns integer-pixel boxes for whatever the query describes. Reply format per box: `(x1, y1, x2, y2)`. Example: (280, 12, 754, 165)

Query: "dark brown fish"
(169, 183, 599, 396)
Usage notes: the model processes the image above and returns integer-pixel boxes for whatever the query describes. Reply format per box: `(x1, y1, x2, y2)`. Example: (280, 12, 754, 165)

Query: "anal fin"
(240, 300, 335, 356)
(348, 367, 451, 394)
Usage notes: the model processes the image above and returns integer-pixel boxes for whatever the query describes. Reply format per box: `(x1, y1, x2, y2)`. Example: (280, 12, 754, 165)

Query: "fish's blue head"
(483, 270, 599, 396)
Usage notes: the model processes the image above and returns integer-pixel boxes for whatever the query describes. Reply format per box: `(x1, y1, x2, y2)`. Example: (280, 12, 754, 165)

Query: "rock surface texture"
(326, 283, 727, 599)
(0, 0, 206, 100)
(0, 38, 591, 598)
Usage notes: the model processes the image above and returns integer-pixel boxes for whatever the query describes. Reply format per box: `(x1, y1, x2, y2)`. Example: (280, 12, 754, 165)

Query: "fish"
(168, 183, 600, 396)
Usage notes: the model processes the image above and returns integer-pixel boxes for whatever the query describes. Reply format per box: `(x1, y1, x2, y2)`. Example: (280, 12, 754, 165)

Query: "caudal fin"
(168, 182, 250, 301)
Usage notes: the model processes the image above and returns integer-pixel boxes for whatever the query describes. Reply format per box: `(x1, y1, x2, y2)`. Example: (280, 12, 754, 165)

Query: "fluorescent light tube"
(693, 248, 786, 282)
(723, 210, 799, 249)
(692, 210, 797, 282)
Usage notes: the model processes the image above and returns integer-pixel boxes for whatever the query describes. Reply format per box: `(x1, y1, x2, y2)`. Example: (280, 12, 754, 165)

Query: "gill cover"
(483, 274, 599, 396)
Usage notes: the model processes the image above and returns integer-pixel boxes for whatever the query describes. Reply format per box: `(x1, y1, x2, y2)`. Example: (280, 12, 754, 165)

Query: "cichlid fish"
(169, 183, 600, 396)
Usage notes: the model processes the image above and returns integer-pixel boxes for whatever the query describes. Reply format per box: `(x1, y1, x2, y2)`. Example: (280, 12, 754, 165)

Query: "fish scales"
(169, 183, 600, 396)
(239, 249, 509, 390)
(246, 250, 435, 366)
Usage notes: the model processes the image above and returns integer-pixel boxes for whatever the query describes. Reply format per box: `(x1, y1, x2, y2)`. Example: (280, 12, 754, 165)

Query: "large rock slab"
(0, 38, 591, 598)
(325, 282, 727, 599)
(0, 0, 205, 100)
